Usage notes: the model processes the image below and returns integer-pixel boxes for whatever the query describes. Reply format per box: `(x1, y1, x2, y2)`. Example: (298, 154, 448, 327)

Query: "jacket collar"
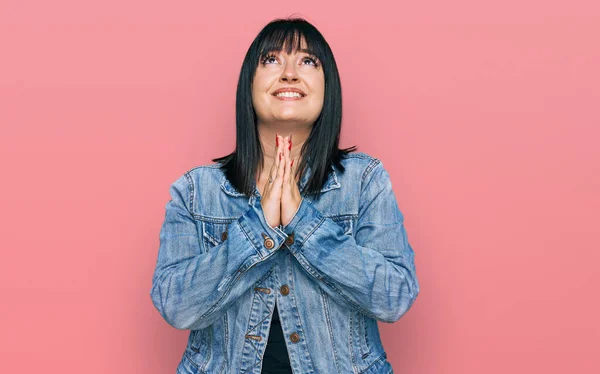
(220, 161, 341, 197)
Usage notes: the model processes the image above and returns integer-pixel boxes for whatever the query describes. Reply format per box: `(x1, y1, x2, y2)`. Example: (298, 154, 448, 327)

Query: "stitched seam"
(364, 315, 371, 353)
(322, 290, 342, 374)
(349, 312, 358, 372)
(192, 214, 236, 223)
(223, 314, 229, 370)
(361, 158, 381, 185)
(358, 352, 387, 374)
(236, 220, 262, 258)
(184, 172, 195, 213)
(200, 326, 213, 372)
(287, 254, 317, 373)
(297, 216, 325, 249)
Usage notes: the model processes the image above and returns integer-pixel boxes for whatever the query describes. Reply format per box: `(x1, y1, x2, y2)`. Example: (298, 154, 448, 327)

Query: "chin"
(269, 116, 309, 125)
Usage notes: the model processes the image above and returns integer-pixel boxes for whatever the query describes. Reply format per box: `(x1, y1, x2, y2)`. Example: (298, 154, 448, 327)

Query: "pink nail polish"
(276, 134, 279, 147)
(289, 133, 292, 150)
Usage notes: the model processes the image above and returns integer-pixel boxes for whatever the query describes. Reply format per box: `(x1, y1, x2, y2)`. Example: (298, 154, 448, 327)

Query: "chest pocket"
(200, 220, 233, 253)
(330, 216, 355, 237)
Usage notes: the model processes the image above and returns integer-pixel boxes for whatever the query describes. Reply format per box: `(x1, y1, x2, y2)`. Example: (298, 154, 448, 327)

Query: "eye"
(259, 53, 320, 68)
(302, 56, 320, 67)
(260, 53, 278, 65)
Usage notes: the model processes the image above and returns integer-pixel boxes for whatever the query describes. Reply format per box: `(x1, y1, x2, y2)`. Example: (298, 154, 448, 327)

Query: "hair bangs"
(255, 22, 326, 64)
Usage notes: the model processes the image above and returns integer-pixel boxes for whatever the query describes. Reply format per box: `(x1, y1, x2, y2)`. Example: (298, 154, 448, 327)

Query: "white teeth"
(276, 92, 303, 98)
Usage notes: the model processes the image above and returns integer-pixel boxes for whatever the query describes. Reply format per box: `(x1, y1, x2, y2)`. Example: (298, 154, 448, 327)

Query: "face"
(251, 41, 325, 128)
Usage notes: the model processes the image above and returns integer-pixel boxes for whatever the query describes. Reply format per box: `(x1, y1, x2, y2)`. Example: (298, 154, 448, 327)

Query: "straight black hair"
(212, 17, 357, 198)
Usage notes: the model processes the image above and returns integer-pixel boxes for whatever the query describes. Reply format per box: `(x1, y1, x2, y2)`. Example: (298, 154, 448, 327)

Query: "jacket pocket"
(200, 220, 231, 253)
(351, 311, 372, 361)
(330, 216, 354, 236)
(184, 326, 213, 371)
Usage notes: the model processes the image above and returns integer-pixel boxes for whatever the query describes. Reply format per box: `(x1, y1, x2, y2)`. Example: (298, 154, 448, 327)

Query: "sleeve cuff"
(237, 198, 288, 259)
(281, 198, 324, 254)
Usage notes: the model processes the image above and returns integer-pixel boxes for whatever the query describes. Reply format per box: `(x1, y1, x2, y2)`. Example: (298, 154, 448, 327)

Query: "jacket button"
(221, 231, 228, 241)
(284, 232, 295, 246)
(245, 334, 262, 342)
(289, 332, 300, 343)
(261, 233, 276, 250)
(254, 287, 271, 294)
(280, 285, 290, 296)
(264, 237, 275, 249)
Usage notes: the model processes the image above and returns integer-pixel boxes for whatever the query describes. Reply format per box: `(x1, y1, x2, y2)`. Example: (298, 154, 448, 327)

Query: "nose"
(279, 61, 300, 83)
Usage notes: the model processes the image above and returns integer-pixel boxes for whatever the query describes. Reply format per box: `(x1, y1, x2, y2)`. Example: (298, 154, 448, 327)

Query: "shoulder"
(183, 162, 224, 176)
(180, 161, 226, 182)
(166, 162, 229, 215)
(339, 151, 385, 182)
(169, 162, 225, 195)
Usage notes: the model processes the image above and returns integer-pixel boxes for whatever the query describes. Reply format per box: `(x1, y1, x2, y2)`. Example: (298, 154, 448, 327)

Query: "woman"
(150, 17, 420, 374)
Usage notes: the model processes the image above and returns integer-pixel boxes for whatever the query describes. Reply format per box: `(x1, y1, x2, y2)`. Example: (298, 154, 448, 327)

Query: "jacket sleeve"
(282, 159, 420, 323)
(150, 172, 288, 330)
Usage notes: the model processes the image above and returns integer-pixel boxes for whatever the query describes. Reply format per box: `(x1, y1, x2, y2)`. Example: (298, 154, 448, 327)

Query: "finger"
(285, 137, 294, 186)
(282, 146, 291, 188)
(273, 133, 280, 158)
(291, 157, 300, 184)
(269, 136, 284, 189)
(268, 134, 279, 172)
(275, 134, 284, 175)
(270, 134, 284, 179)
(275, 140, 286, 186)
(264, 135, 279, 189)
(267, 153, 279, 194)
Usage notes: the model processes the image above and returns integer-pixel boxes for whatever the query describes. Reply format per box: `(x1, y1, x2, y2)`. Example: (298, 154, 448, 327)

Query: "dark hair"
(212, 17, 357, 198)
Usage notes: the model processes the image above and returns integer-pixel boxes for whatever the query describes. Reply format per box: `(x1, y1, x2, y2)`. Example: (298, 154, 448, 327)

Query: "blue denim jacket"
(150, 152, 419, 374)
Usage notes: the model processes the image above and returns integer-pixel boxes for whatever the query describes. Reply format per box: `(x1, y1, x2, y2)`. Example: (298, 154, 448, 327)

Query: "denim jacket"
(150, 152, 420, 374)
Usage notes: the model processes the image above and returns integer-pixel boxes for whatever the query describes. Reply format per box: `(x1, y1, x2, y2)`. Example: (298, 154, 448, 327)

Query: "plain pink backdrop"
(1, 1, 598, 372)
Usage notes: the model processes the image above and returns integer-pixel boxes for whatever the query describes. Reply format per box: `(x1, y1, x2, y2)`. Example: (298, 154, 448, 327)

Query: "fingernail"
(289, 133, 292, 151)
(276, 133, 279, 147)
(291, 159, 294, 167)
(279, 152, 281, 160)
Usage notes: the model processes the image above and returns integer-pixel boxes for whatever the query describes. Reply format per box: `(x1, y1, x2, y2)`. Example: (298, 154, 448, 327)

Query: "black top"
(262, 304, 293, 373)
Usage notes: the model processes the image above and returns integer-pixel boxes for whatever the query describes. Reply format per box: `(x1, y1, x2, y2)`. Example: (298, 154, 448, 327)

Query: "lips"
(271, 87, 306, 97)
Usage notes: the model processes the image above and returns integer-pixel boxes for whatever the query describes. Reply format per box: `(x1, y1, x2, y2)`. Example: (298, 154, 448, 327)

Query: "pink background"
(1, 1, 598, 372)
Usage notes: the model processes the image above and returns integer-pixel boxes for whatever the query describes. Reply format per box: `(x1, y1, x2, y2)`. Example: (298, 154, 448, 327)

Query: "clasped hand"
(260, 134, 302, 228)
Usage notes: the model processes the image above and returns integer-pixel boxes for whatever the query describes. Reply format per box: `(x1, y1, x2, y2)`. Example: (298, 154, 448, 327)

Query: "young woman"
(150, 17, 420, 374)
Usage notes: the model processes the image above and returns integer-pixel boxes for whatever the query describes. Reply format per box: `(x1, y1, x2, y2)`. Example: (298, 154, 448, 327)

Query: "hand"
(261, 134, 286, 228)
(280, 135, 302, 227)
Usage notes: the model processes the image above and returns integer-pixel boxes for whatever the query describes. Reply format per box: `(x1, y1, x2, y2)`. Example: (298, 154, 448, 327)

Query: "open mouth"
(272, 92, 306, 99)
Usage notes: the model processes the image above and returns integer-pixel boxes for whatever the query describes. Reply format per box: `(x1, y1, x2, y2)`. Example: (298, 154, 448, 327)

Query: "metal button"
(280, 285, 290, 296)
(290, 332, 300, 343)
(261, 233, 275, 249)
(221, 231, 228, 241)
(245, 334, 262, 342)
(254, 287, 271, 294)
(264, 238, 274, 249)
(284, 232, 295, 246)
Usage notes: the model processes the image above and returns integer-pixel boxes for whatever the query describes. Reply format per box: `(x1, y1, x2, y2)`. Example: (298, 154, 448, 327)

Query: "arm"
(150, 172, 287, 330)
(282, 159, 420, 323)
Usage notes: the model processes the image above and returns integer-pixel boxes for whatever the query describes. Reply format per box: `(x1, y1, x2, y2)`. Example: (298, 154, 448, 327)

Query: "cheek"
(251, 83, 266, 106)
(252, 73, 276, 105)
(312, 80, 325, 107)
(309, 75, 325, 100)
